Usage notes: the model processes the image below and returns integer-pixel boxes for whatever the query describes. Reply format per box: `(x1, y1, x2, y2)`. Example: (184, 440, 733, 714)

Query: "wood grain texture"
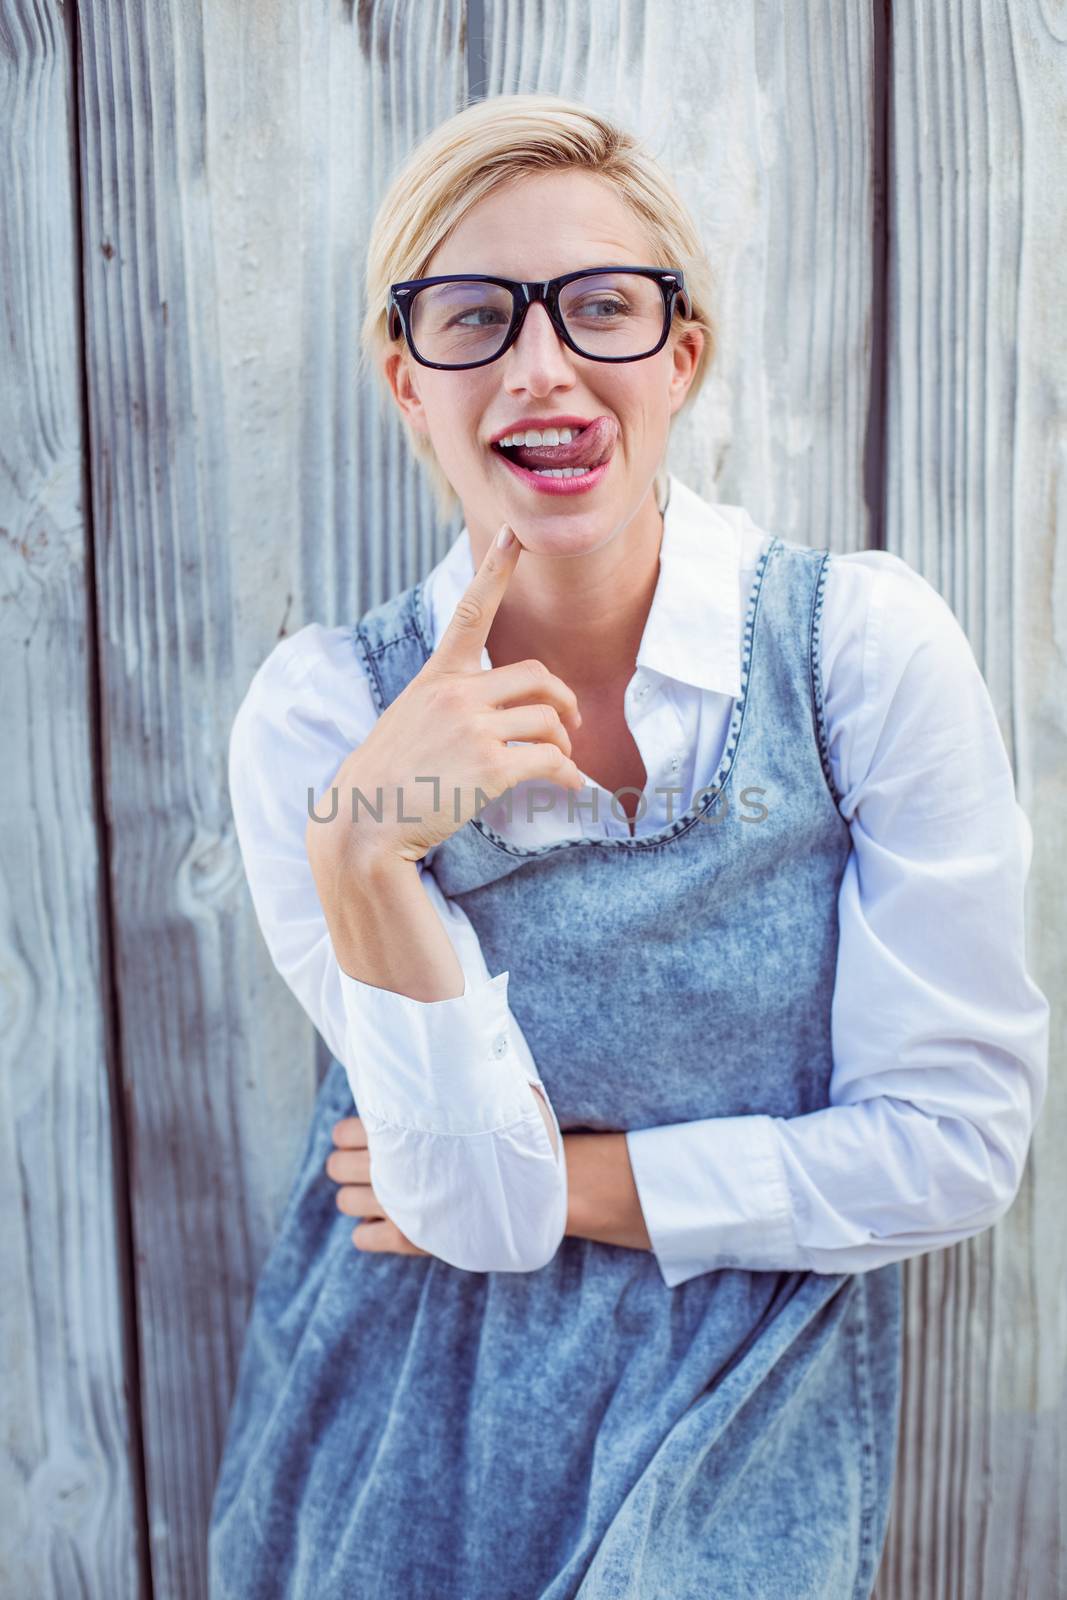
(0, 0, 143, 1594)
(879, 4, 1066, 1597)
(74, 1, 469, 1594)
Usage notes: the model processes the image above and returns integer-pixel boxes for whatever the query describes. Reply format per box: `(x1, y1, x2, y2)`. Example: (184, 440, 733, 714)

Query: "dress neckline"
(412, 536, 783, 858)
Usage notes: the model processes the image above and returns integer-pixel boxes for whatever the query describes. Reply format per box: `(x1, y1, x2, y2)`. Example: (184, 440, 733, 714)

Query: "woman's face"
(384, 170, 703, 559)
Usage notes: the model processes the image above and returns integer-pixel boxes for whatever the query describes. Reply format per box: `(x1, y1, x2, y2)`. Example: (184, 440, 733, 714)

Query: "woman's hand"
(325, 1117, 653, 1258)
(305, 522, 584, 881)
(326, 1116, 433, 1256)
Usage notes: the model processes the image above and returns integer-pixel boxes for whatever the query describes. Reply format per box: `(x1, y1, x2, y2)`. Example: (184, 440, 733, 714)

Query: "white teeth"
(530, 466, 591, 478)
(497, 425, 577, 449)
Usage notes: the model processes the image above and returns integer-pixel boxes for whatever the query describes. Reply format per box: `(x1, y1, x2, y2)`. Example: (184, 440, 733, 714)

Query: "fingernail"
(496, 523, 515, 549)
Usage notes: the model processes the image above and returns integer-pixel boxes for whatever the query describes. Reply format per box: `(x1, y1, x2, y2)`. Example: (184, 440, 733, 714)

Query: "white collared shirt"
(228, 474, 1050, 1283)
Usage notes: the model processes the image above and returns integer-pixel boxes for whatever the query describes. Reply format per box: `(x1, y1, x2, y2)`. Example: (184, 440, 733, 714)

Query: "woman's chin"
(505, 516, 620, 560)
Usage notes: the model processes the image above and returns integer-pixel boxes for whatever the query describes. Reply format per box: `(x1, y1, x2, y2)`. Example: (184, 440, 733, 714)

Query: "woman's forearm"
(324, 839, 644, 1249)
(324, 845, 560, 1156)
(326, 847, 465, 1001)
(564, 1132, 653, 1252)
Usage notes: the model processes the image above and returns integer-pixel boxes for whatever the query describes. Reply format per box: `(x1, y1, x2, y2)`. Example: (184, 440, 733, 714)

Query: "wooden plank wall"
(0, 2, 1060, 1595)
(0, 2, 145, 1594)
(75, 6, 471, 1596)
(880, 7, 1066, 1596)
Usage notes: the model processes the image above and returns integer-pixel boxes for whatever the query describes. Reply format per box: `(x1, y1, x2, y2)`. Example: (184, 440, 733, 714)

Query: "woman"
(208, 95, 1049, 1597)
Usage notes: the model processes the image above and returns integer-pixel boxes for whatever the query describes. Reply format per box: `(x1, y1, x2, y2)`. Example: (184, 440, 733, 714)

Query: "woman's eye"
(451, 307, 506, 328)
(574, 298, 629, 319)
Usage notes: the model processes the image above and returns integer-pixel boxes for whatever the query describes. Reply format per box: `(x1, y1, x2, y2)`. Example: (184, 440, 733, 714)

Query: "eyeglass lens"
(407, 272, 668, 365)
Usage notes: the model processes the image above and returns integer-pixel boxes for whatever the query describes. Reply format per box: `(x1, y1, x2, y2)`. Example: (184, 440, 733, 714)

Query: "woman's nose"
(502, 301, 576, 385)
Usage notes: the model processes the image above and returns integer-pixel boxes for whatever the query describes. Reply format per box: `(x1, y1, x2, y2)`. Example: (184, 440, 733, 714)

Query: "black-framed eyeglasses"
(387, 266, 692, 370)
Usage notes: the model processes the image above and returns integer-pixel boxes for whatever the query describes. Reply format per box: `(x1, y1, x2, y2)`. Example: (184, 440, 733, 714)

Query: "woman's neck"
(481, 503, 664, 694)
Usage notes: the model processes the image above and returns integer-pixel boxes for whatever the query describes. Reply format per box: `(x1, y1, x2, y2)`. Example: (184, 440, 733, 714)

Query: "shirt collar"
(429, 471, 744, 701)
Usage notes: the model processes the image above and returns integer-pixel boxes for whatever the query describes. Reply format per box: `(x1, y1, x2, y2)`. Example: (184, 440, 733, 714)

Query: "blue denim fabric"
(209, 536, 903, 1597)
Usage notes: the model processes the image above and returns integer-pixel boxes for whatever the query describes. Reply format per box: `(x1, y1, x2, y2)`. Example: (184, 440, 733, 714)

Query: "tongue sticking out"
(505, 416, 618, 472)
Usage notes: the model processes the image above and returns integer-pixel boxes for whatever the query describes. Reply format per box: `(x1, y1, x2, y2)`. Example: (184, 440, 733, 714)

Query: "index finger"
(431, 522, 520, 671)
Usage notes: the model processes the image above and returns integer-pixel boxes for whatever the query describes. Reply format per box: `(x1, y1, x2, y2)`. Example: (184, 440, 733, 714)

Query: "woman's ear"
(668, 325, 704, 416)
(383, 348, 430, 439)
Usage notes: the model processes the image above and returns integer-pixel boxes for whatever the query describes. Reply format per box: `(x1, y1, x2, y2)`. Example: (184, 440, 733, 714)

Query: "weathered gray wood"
(75, 1, 470, 1594)
(880, 5, 1066, 1597)
(0, 0, 143, 1594)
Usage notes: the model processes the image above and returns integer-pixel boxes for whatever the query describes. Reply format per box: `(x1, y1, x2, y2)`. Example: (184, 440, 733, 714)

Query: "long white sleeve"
(625, 552, 1050, 1285)
(227, 624, 566, 1273)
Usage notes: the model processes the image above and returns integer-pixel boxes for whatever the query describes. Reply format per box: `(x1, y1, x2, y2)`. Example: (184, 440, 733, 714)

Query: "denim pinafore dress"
(209, 533, 903, 1599)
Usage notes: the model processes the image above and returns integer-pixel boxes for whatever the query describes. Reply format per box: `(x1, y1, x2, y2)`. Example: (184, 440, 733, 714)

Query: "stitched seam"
(469, 537, 783, 859)
(810, 549, 847, 816)
(849, 1280, 878, 1600)
(410, 579, 436, 657)
(351, 621, 387, 715)
(351, 583, 435, 713)
(361, 626, 421, 662)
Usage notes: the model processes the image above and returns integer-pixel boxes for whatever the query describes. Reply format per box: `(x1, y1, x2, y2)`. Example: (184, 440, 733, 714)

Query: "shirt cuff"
(338, 965, 538, 1135)
(625, 1114, 799, 1287)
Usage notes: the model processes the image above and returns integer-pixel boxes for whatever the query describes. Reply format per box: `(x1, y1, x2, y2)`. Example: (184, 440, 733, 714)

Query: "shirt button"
(491, 1032, 509, 1060)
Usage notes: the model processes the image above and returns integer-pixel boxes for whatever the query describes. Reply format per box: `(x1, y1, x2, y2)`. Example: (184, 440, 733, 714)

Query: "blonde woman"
(208, 95, 1048, 1598)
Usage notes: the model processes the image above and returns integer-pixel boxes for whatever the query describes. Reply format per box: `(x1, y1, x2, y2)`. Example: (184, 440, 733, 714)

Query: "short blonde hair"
(359, 92, 716, 522)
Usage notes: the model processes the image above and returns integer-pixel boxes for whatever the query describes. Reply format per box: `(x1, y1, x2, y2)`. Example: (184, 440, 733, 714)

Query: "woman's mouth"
(490, 416, 618, 496)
